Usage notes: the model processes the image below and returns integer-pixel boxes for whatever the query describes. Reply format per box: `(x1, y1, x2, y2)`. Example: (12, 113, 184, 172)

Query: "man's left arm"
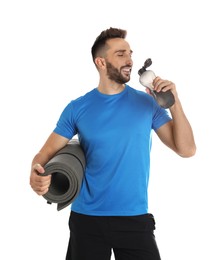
(152, 76, 196, 157)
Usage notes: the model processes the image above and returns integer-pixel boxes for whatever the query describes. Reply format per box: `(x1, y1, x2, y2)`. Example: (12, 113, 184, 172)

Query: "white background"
(1, 0, 222, 259)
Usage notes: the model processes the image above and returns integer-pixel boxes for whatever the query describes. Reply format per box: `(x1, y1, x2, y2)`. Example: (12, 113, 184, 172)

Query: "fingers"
(30, 164, 51, 195)
(32, 163, 45, 174)
(31, 176, 51, 195)
(145, 87, 152, 96)
(153, 76, 175, 93)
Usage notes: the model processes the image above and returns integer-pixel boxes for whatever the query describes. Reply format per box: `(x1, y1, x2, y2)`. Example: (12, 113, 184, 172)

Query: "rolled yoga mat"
(42, 139, 86, 211)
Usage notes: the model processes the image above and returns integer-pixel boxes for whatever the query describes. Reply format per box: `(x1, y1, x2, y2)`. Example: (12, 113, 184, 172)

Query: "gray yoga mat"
(42, 139, 86, 211)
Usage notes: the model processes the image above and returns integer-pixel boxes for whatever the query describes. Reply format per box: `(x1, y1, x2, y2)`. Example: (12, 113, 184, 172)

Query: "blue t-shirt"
(53, 85, 172, 216)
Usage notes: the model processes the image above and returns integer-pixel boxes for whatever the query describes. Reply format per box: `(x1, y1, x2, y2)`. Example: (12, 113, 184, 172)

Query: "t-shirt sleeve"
(152, 103, 172, 131)
(53, 101, 77, 139)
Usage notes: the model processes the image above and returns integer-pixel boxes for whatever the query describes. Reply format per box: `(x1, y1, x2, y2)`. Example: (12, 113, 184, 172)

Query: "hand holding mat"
(42, 139, 86, 211)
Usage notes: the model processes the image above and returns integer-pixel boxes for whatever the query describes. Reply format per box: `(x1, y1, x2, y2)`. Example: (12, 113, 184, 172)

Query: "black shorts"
(66, 211, 161, 260)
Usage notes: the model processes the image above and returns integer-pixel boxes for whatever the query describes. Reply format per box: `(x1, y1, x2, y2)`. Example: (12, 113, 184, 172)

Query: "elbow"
(178, 145, 197, 158)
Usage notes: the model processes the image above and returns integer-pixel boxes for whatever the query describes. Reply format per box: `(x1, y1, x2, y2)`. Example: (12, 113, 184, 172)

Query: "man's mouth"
(122, 67, 132, 76)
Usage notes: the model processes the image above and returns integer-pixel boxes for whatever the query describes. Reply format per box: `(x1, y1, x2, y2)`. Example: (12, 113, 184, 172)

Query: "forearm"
(169, 98, 196, 157)
(31, 132, 69, 169)
(31, 152, 52, 169)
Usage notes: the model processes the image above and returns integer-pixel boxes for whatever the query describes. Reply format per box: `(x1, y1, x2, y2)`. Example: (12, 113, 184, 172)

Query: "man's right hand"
(30, 163, 51, 195)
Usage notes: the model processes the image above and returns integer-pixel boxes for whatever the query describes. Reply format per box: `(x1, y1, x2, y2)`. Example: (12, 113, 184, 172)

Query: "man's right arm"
(30, 132, 70, 195)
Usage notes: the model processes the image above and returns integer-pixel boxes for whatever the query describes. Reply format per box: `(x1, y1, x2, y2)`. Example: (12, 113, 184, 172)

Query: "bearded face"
(105, 60, 131, 84)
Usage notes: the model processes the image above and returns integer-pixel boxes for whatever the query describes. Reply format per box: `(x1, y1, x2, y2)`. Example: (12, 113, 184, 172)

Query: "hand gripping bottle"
(138, 58, 175, 108)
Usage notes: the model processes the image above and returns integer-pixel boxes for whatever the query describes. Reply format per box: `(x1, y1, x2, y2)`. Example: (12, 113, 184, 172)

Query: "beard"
(105, 60, 131, 84)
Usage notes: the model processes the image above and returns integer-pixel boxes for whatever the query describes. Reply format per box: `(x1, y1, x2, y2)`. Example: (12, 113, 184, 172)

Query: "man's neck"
(97, 81, 126, 95)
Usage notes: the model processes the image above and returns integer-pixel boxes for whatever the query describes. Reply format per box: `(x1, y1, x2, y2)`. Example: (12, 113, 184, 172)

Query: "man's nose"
(126, 56, 133, 66)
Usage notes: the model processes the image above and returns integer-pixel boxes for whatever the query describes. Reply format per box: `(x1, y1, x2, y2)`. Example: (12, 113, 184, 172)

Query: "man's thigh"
(110, 214, 161, 260)
(66, 212, 112, 260)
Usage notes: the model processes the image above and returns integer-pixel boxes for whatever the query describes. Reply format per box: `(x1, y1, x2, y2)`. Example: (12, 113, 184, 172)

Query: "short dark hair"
(91, 27, 127, 63)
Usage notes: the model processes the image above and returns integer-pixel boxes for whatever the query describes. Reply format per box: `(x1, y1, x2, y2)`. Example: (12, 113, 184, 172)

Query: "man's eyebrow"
(115, 49, 133, 54)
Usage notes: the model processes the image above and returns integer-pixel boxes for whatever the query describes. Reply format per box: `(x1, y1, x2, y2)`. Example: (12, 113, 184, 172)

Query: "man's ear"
(95, 57, 106, 69)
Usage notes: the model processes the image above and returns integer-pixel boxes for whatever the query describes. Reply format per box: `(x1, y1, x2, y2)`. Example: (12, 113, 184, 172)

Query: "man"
(30, 27, 196, 260)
